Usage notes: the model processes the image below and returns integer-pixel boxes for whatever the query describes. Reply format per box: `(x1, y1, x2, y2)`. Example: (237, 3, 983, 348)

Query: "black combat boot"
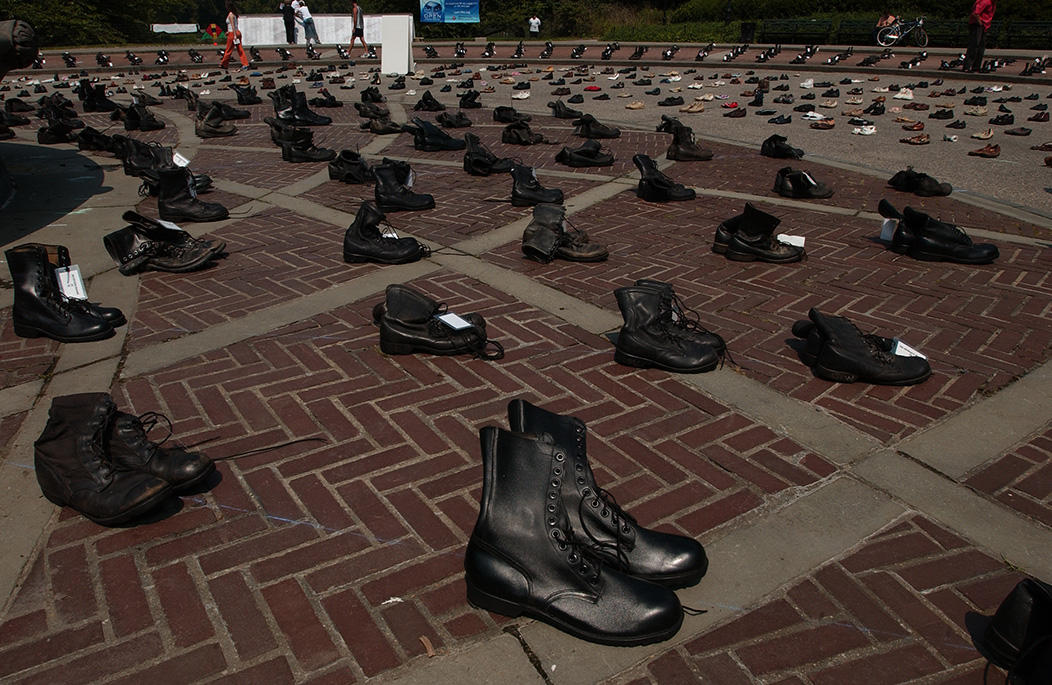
(633, 279, 726, 357)
(5, 244, 114, 342)
(501, 120, 545, 145)
(982, 578, 1052, 672)
(436, 110, 472, 128)
(465, 427, 684, 646)
(40, 244, 126, 327)
(378, 283, 502, 358)
(34, 393, 172, 525)
(573, 113, 621, 138)
(413, 89, 446, 111)
(633, 154, 696, 202)
(290, 89, 332, 125)
(459, 89, 481, 109)
(103, 211, 221, 274)
(723, 202, 804, 263)
(264, 116, 312, 147)
(801, 307, 931, 385)
(511, 163, 563, 206)
(555, 139, 614, 167)
(492, 105, 530, 124)
(196, 102, 237, 138)
(372, 162, 435, 212)
(156, 166, 230, 222)
(408, 116, 466, 151)
(343, 202, 430, 264)
(231, 84, 262, 105)
(773, 166, 834, 199)
(78, 128, 114, 153)
(760, 133, 804, 159)
(37, 118, 77, 144)
(614, 285, 719, 373)
(666, 125, 714, 161)
(329, 149, 373, 183)
(108, 406, 215, 491)
(508, 399, 708, 588)
(83, 83, 117, 113)
(281, 130, 337, 162)
(548, 99, 583, 119)
(521, 203, 607, 263)
(463, 132, 513, 176)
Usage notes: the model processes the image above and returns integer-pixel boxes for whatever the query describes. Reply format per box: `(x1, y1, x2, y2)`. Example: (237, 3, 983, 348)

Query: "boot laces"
(375, 217, 432, 257)
(849, 320, 895, 364)
(578, 485, 635, 572)
(426, 303, 505, 361)
(551, 527, 603, 584)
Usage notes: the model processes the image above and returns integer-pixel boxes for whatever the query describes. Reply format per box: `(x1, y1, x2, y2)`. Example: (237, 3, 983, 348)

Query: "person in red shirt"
(964, 0, 995, 72)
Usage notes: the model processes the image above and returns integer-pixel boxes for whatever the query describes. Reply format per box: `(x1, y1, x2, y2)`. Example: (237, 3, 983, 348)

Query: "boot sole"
(814, 362, 932, 386)
(13, 323, 115, 343)
(725, 249, 803, 264)
(908, 250, 997, 265)
(40, 485, 172, 526)
(465, 579, 684, 647)
(614, 349, 718, 374)
(343, 252, 423, 265)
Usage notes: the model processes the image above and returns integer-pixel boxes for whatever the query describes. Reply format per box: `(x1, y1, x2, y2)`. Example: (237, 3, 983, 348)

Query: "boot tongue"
(742, 202, 781, 237)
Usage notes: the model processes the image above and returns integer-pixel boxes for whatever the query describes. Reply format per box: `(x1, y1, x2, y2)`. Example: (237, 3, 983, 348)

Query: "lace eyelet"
(548, 491, 558, 500)
(601, 510, 608, 517)
(622, 524, 630, 533)
(581, 487, 590, 496)
(554, 452, 564, 462)
(551, 479, 560, 488)
(577, 477, 585, 485)
(547, 516, 556, 526)
(547, 503, 556, 513)
(551, 530, 560, 540)
(591, 499, 600, 508)
(576, 464, 584, 472)
(553, 466, 562, 476)
(568, 553, 578, 562)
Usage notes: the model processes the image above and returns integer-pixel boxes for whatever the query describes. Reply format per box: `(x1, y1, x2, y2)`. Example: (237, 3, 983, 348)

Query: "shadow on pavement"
(0, 142, 114, 247)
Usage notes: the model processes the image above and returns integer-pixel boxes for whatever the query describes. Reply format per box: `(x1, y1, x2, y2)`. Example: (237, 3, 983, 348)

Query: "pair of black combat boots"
(466, 400, 709, 646)
(35, 393, 214, 525)
(376, 284, 503, 360)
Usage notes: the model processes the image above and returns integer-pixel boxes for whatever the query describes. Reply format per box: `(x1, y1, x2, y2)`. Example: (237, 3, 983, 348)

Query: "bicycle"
(877, 16, 929, 47)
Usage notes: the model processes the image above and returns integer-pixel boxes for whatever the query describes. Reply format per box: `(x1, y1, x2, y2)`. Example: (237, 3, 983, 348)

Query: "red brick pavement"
(612, 515, 1022, 685)
(0, 269, 842, 683)
(484, 189, 1052, 442)
(965, 421, 1052, 531)
(0, 308, 60, 391)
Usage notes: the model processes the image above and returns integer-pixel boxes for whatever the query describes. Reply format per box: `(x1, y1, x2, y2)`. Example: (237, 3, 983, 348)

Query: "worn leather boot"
(108, 407, 215, 491)
(353, 101, 390, 120)
(196, 102, 237, 138)
(436, 110, 472, 128)
(773, 166, 834, 199)
(463, 132, 513, 176)
(83, 83, 117, 113)
(573, 113, 621, 138)
(805, 308, 931, 384)
(413, 89, 446, 111)
(904, 207, 998, 264)
(264, 116, 312, 147)
(614, 285, 719, 373)
(104, 211, 221, 274)
(281, 132, 337, 162)
(371, 287, 486, 331)
(507, 399, 708, 588)
(34, 393, 172, 525)
(360, 85, 385, 103)
(408, 117, 466, 151)
(459, 89, 481, 109)
(555, 139, 614, 167)
(502, 120, 545, 145)
(634, 154, 696, 202)
(329, 149, 373, 183)
(511, 163, 563, 206)
(343, 202, 430, 264)
(465, 427, 684, 646)
(634, 279, 725, 357)
(667, 126, 714, 161)
(156, 166, 230, 223)
(126, 104, 165, 132)
(378, 283, 501, 358)
(5, 244, 114, 342)
(232, 83, 262, 105)
(37, 118, 77, 145)
(548, 99, 583, 119)
(290, 89, 332, 125)
(724, 202, 804, 263)
(493, 106, 530, 124)
(373, 162, 435, 212)
(760, 133, 804, 159)
(521, 203, 607, 263)
(981, 578, 1052, 670)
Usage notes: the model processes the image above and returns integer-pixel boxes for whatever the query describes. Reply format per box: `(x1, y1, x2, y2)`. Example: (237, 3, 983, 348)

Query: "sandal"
(900, 133, 930, 145)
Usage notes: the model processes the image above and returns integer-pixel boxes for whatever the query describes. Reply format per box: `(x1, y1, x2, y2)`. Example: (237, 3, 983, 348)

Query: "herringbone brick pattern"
(484, 190, 1052, 441)
(607, 515, 1023, 685)
(0, 270, 838, 683)
(0, 308, 59, 390)
(965, 421, 1052, 530)
(127, 207, 373, 351)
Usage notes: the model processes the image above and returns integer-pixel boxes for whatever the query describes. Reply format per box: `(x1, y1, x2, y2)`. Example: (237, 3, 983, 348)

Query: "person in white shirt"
(528, 14, 541, 37)
(293, 0, 320, 45)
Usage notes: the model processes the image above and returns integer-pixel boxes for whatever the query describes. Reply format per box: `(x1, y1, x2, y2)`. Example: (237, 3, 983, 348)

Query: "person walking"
(279, 0, 297, 44)
(351, 1, 369, 56)
(963, 0, 995, 72)
(293, 0, 320, 46)
(219, 0, 249, 70)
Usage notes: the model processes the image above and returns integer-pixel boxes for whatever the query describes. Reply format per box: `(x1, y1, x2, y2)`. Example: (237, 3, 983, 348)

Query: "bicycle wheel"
(913, 28, 929, 47)
(877, 27, 898, 47)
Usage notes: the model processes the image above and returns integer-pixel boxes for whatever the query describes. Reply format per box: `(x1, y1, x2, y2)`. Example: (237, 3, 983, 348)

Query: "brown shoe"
(968, 143, 1000, 158)
(1031, 141, 1052, 151)
(902, 121, 925, 131)
(810, 118, 835, 130)
(900, 133, 930, 145)
(971, 128, 994, 140)
(894, 116, 918, 124)
(1046, 155, 1052, 166)
(1004, 127, 1032, 136)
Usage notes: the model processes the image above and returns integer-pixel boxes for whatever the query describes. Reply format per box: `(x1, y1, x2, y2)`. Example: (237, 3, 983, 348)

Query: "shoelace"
(577, 485, 635, 573)
(551, 526, 603, 585)
(375, 217, 432, 257)
(660, 291, 734, 367)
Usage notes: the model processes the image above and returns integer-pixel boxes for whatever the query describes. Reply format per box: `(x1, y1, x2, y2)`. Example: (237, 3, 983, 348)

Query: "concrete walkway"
(1, 42, 1051, 684)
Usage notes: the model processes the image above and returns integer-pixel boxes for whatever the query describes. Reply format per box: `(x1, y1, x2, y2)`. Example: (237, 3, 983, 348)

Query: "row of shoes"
(466, 400, 708, 645)
(35, 393, 214, 526)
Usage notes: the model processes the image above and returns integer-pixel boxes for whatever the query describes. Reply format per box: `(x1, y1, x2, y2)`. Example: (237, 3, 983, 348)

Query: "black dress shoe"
(644, 87, 660, 96)
(567, 93, 584, 104)
(946, 119, 966, 129)
(769, 114, 791, 124)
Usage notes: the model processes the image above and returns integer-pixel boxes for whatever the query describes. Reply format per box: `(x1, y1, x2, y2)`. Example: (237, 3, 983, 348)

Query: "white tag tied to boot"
(880, 218, 897, 241)
(380, 226, 399, 239)
(801, 171, 818, 186)
(776, 234, 806, 248)
(892, 338, 927, 359)
(156, 219, 188, 233)
(172, 151, 190, 167)
(55, 265, 87, 300)
(435, 312, 472, 330)
(405, 169, 415, 188)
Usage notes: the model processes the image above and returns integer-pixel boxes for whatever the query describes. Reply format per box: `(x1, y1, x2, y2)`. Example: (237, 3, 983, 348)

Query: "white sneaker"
(893, 88, 913, 100)
(801, 111, 825, 121)
(511, 91, 530, 99)
(943, 134, 958, 142)
(872, 86, 890, 93)
(406, 89, 416, 96)
(800, 78, 814, 89)
(852, 125, 876, 135)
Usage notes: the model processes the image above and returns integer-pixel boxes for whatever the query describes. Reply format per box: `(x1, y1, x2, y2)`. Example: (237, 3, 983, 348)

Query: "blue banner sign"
(420, 0, 479, 23)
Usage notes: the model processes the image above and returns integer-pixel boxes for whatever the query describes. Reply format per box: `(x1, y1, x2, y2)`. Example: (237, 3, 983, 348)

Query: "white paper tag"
(405, 169, 415, 188)
(880, 218, 897, 242)
(892, 338, 927, 359)
(380, 226, 399, 239)
(436, 312, 472, 330)
(156, 219, 187, 233)
(801, 171, 818, 186)
(776, 234, 806, 248)
(131, 95, 140, 105)
(55, 265, 87, 300)
(172, 151, 190, 167)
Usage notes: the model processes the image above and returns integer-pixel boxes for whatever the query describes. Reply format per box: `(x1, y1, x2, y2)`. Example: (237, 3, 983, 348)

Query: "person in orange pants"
(220, 0, 249, 70)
